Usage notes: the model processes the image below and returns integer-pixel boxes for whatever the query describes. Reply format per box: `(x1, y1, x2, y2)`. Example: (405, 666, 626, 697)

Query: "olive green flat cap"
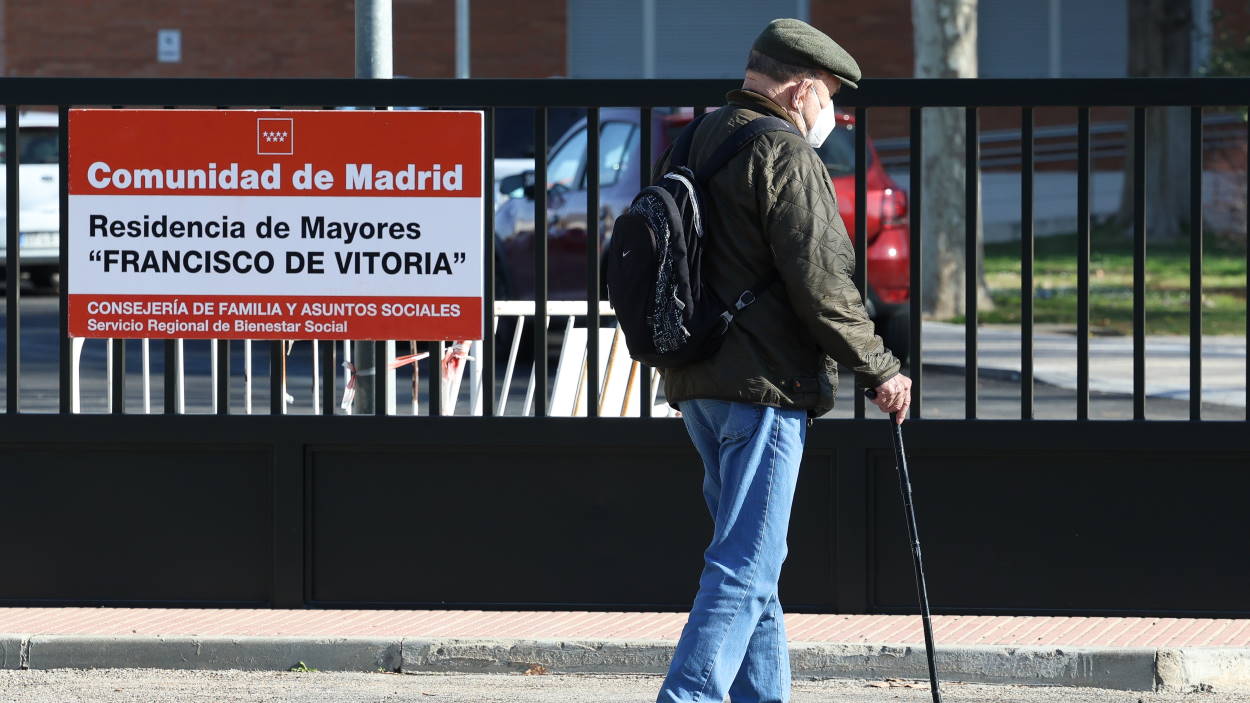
(752, 18, 861, 89)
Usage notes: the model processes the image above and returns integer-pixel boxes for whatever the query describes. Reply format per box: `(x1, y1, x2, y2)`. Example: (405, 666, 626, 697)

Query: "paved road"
(2, 291, 1244, 419)
(0, 670, 1239, 703)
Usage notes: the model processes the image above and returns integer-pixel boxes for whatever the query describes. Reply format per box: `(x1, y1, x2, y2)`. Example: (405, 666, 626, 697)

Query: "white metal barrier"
(70, 300, 674, 417)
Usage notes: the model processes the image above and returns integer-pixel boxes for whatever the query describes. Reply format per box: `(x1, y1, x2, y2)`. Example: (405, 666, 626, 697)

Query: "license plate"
(19, 232, 58, 249)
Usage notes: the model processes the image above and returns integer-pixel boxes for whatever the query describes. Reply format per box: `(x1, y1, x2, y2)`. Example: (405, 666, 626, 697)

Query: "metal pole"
(355, 0, 393, 79)
(353, 0, 392, 413)
(455, 0, 470, 79)
(641, 0, 656, 79)
(1048, 0, 1061, 78)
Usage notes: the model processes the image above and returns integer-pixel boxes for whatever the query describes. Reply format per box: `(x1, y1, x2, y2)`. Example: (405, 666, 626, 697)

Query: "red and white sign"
(68, 109, 484, 340)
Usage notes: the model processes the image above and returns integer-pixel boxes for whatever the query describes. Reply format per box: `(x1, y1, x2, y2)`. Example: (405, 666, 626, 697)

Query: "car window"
(598, 122, 637, 187)
(546, 127, 586, 190)
(0, 129, 60, 164)
(816, 125, 865, 175)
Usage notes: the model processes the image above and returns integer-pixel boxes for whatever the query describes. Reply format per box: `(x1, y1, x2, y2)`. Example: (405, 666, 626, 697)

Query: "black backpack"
(605, 112, 800, 369)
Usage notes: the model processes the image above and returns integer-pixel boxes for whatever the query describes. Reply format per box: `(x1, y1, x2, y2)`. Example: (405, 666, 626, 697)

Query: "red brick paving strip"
(0, 609, 1247, 647)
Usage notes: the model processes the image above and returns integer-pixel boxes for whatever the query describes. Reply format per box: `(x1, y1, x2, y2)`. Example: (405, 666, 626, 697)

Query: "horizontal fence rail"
(0, 78, 1246, 422)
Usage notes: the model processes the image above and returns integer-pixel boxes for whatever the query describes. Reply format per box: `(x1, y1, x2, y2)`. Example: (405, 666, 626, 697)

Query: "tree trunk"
(1115, 0, 1193, 241)
(912, 0, 992, 319)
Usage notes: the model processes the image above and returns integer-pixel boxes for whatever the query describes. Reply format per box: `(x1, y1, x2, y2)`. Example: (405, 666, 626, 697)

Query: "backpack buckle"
(735, 290, 756, 311)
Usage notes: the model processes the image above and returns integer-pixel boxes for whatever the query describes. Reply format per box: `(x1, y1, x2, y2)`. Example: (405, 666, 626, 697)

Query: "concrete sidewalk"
(921, 321, 1247, 408)
(2, 608, 1249, 692)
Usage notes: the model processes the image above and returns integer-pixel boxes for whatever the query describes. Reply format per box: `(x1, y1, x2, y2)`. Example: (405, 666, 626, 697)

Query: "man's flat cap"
(752, 18, 861, 89)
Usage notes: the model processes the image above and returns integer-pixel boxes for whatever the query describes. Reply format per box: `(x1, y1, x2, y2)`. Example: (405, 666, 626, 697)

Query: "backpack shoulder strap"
(695, 115, 801, 183)
(668, 112, 712, 169)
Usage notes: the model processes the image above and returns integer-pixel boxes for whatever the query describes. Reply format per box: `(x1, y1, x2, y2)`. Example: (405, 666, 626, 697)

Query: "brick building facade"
(0, 2, 885, 80)
(1, 1, 1243, 81)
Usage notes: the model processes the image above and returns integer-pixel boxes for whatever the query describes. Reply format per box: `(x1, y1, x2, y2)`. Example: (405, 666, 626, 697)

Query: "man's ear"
(790, 78, 811, 110)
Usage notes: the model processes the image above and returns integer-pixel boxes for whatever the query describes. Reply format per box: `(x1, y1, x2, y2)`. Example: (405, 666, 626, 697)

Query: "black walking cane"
(865, 389, 942, 703)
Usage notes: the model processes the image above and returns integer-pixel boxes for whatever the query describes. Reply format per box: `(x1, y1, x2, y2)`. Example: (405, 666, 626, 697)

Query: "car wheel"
(877, 308, 910, 366)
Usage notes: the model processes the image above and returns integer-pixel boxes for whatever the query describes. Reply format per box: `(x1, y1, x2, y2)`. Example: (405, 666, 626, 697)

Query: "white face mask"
(803, 85, 836, 148)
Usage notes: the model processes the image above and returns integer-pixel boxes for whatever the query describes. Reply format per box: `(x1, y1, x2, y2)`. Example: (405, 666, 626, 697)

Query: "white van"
(0, 110, 60, 289)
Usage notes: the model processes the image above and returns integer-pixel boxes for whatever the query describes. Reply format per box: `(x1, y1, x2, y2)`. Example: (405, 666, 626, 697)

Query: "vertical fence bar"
(1133, 107, 1147, 420)
(854, 107, 868, 419)
(1077, 107, 1091, 420)
(111, 340, 125, 414)
(164, 340, 179, 414)
(638, 107, 653, 417)
(5, 104, 19, 414)
(270, 340, 284, 415)
(964, 106, 978, 419)
(1246, 116, 1248, 418)
(374, 340, 389, 415)
(320, 340, 335, 415)
(58, 104, 70, 414)
(1189, 106, 1203, 421)
(533, 107, 548, 417)
(908, 107, 922, 419)
(482, 106, 496, 417)
(216, 339, 229, 415)
(430, 340, 442, 416)
(1020, 107, 1034, 420)
(585, 108, 601, 417)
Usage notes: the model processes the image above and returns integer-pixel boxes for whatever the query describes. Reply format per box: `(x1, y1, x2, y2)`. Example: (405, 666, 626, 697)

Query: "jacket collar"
(726, 89, 803, 131)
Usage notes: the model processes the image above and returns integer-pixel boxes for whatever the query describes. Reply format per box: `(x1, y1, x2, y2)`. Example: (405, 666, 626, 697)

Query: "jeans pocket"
(719, 401, 764, 442)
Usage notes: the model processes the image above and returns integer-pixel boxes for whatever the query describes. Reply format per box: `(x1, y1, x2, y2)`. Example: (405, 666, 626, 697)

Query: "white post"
(70, 338, 85, 414)
(141, 339, 151, 414)
(210, 339, 219, 414)
(455, 0, 470, 78)
(106, 339, 114, 411)
(176, 339, 186, 414)
(312, 339, 320, 415)
(244, 340, 253, 414)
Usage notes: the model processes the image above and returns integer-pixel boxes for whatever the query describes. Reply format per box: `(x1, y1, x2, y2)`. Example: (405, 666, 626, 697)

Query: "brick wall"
(811, 0, 913, 141)
(812, 0, 913, 79)
(0, 0, 565, 78)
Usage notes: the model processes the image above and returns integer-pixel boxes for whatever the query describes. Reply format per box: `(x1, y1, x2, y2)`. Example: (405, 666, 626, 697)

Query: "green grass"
(973, 229, 1247, 336)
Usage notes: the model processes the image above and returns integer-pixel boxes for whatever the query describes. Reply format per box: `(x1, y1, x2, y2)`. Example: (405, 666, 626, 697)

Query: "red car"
(494, 108, 911, 360)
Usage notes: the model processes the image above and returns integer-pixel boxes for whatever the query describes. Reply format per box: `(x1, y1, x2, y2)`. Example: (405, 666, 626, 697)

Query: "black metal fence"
(3, 77, 1247, 419)
(0, 78, 1247, 614)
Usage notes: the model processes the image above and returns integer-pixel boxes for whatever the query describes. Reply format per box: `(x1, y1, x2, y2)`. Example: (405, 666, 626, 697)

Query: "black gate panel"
(0, 444, 273, 604)
(0, 408, 1247, 614)
(307, 445, 836, 609)
(870, 451, 1250, 616)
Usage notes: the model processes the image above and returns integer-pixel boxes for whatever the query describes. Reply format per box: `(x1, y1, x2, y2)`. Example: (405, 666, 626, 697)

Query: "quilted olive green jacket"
(655, 89, 899, 416)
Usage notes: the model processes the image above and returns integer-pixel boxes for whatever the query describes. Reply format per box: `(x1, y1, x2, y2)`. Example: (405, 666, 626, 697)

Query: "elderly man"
(654, 18, 911, 703)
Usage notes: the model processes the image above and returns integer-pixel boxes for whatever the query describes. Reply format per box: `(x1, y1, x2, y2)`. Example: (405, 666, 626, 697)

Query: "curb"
(0, 634, 27, 670)
(25, 636, 401, 673)
(7, 634, 1250, 692)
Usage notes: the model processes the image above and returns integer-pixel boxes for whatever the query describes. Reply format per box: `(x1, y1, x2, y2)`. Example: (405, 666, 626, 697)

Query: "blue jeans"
(657, 399, 808, 703)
